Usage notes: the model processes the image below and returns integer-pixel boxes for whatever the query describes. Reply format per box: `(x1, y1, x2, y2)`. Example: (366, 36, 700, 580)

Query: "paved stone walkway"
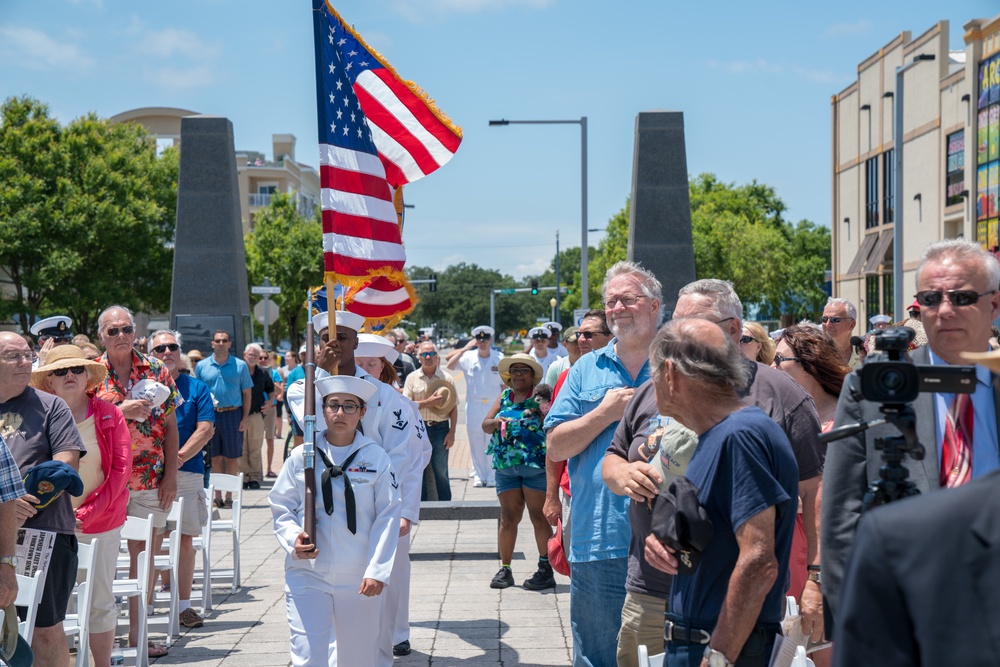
(150, 371, 574, 666)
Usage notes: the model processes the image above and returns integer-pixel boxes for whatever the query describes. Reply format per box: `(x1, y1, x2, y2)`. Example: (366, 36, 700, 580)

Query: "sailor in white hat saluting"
(29, 315, 73, 367)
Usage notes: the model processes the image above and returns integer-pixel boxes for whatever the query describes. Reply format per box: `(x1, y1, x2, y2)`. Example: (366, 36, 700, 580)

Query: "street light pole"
(892, 54, 935, 323)
(489, 117, 589, 309)
(555, 230, 561, 320)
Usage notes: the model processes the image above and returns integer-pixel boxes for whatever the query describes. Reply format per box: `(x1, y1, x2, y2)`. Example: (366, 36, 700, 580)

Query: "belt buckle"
(694, 628, 711, 645)
(664, 620, 676, 641)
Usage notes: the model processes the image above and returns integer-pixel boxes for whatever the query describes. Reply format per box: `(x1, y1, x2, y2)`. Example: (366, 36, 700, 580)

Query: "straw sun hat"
(30, 345, 107, 391)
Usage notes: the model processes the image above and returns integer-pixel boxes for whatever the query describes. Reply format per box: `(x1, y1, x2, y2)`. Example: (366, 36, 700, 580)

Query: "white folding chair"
(64, 538, 98, 667)
(209, 473, 243, 591)
(114, 514, 154, 667)
(637, 644, 665, 667)
(149, 498, 183, 645)
(14, 570, 44, 643)
(191, 484, 214, 611)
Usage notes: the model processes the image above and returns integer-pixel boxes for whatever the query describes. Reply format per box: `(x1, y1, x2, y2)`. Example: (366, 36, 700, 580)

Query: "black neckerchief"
(314, 444, 361, 534)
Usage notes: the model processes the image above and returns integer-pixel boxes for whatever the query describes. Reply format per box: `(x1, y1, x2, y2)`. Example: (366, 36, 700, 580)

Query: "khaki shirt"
(403, 367, 455, 424)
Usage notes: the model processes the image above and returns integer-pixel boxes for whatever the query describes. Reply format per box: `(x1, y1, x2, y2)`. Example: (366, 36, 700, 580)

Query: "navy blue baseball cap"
(22, 461, 84, 509)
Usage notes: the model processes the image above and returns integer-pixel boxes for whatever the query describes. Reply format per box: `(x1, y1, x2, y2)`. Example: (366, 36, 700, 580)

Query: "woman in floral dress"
(482, 353, 554, 591)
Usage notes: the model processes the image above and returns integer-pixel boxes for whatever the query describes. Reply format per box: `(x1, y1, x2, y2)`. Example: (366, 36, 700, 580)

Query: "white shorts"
(170, 471, 208, 536)
(127, 488, 169, 529)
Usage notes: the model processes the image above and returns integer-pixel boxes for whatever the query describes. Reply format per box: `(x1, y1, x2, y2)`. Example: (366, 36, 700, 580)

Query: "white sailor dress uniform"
(269, 432, 401, 667)
(285, 369, 424, 666)
(459, 349, 504, 486)
(529, 347, 557, 376)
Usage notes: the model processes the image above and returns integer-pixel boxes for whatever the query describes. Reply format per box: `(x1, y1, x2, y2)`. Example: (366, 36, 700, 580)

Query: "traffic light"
(530, 279, 539, 295)
(429, 274, 437, 292)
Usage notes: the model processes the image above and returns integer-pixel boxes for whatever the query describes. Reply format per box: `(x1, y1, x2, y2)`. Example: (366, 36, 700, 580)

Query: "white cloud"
(825, 19, 872, 38)
(144, 65, 215, 90)
(0, 25, 93, 71)
(513, 256, 550, 277)
(707, 58, 849, 86)
(135, 28, 219, 59)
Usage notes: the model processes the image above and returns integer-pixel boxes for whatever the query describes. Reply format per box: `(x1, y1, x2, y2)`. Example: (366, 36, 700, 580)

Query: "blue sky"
(1, 0, 995, 280)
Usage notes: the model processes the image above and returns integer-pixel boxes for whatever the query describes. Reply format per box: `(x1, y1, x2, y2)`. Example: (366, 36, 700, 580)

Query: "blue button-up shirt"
(195, 354, 252, 409)
(929, 348, 1000, 479)
(544, 341, 650, 563)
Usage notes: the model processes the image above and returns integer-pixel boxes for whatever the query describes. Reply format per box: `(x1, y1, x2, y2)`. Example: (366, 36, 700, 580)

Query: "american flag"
(312, 0, 462, 328)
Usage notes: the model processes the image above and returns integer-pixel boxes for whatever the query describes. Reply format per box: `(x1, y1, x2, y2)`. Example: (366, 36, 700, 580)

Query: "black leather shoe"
(392, 640, 411, 656)
(489, 566, 514, 589)
(248, 480, 261, 490)
(522, 560, 556, 591)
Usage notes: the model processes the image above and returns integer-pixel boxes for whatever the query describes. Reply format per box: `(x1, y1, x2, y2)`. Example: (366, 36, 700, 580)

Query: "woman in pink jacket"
(32, 345, 132, 667)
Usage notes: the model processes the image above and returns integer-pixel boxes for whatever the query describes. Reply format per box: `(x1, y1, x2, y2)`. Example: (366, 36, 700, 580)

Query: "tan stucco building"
(109, 107, 320, 233)
(831, 14, 1000, 329)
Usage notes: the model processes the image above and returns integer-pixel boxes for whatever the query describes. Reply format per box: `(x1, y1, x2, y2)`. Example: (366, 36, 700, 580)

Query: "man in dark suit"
(822, 238, 1000, 632)
(834, 469, 1000, 666)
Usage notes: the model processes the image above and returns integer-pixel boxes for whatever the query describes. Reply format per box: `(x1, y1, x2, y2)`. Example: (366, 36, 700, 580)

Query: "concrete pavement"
(152, 371, 574, 666)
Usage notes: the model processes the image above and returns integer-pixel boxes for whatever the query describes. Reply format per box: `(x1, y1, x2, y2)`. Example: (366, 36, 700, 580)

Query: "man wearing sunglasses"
(820, 298, 859, 367)
(148, 330, 214, 630)
(823, 238, 1000, 639)
(95, 305, 180, 657)
(404, 341, 457, 502)
(195, 330, 253, 508)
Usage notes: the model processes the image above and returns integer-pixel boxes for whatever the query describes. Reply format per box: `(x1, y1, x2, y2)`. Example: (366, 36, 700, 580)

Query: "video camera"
(823, 326, 976, 509)
(860, 327, 976, 403)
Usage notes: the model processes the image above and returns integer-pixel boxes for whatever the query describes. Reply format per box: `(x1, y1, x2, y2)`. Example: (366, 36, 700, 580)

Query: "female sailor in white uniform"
(269, 375, 401, 667)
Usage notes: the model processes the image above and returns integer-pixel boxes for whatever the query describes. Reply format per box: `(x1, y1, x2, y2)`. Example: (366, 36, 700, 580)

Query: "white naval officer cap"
(30, 315, 73, 338)
(472, 325, 495, 338)
(528, 326, 549, 339)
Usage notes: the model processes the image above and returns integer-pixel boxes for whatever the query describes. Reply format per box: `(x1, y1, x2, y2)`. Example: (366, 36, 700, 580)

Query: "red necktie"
(940, 393, 973, 488)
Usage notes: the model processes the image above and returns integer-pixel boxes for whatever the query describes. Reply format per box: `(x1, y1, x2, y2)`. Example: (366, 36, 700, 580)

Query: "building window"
(865, 156, 879, 229)
(882, 150, 894, 225)
(977, 53, 1000, 250)
(946, 130, 965, 207)
(866, 275, 879, 324)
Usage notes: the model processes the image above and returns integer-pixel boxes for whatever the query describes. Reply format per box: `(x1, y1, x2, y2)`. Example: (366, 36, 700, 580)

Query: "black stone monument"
(627, 111, 695, 320)
(170, 115, 252, 355)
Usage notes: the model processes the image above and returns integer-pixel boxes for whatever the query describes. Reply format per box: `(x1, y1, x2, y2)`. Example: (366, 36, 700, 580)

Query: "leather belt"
(215, 406, 240, 413)
(664, 620, 711, 645)
(425, 420, 447, 427)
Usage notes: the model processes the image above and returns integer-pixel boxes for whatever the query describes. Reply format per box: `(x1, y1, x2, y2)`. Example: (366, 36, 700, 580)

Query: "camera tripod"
(860, 403, 924, 511)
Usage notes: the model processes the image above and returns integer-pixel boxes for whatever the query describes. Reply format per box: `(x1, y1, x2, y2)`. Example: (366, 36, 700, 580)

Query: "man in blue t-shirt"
(642, 318, 798, 667)
(150, 330, 215, 629)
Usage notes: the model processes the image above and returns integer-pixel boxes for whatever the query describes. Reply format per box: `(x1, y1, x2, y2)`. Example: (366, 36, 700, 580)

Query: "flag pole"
(326, 277, 340, 373)
(302, 290, 317, 547)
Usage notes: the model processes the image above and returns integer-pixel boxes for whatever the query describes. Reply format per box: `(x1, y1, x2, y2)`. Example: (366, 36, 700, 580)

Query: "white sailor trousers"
(466, 398, 495, 484)
(286, 569, 382, 667)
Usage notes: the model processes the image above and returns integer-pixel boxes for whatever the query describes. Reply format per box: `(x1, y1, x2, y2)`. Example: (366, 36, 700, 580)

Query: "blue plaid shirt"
(0, 435, 26, 502)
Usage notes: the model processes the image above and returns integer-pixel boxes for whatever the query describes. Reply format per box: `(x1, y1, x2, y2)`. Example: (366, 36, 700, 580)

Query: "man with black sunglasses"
(820, 297, 859, 368)
(95, 305, 180, 657)
(823, 238, 1000, 638)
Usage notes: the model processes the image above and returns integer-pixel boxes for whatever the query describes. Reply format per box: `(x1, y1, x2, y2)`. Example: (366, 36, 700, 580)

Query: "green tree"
(0, 97, 178, 335)
(244, 193, 323, 348)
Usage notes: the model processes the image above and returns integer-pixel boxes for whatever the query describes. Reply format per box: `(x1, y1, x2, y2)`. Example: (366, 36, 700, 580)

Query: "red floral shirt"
(95, 350, 179, 491)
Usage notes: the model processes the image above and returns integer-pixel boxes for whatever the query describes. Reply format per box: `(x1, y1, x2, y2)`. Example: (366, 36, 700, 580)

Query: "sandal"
(213, 498, 224, 509)
(147, 642, 169, 658)
(223, 497, 233, 509)
(266, 471, 277, 478)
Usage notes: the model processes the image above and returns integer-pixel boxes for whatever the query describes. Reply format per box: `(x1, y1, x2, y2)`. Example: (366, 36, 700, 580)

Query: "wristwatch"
(703, 647, 735, 667)
(0, 556, 18, 569)
(807, 570, 822, 585)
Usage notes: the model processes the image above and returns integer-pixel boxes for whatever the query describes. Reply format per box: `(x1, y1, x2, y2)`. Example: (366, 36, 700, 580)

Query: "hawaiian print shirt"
(96, 350, 179, 491)
(486, 388, 546, 470)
